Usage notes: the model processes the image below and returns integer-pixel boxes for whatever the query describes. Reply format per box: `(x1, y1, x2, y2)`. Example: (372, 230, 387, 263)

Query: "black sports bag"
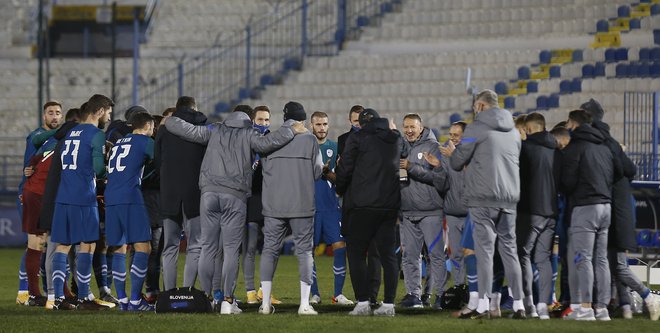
(155, 287, 212, 313)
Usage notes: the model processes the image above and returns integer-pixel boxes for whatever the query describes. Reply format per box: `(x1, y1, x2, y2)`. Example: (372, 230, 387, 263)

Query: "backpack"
(440, 284, 468, 310)
(155, 287, 212, 314)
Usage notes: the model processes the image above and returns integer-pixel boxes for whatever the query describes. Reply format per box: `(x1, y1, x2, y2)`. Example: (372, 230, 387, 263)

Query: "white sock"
(477, 296, 489, 313)
(357, 301, 370, 307)
(261, 281, 272, 308)
(467, 292, 479, 309)
(621, 304, 631, 312)
(380, 303, 394, 308)
(513, 299, 524, 311)
(537, 302, 547, 310)
(300, 281, 311, 307)
(119, 297, 128, 303)
(102, 286, 112, 294)
(48, 294, 55, 301)
(130, 299, 140, 305)
(490, 292, 501, 310)
(87, 292, 96, 301)
(525, 295, 534, 307)
(570, 303, 580, 310)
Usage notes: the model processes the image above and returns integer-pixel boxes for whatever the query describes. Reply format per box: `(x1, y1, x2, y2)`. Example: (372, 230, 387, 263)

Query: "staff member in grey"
(398, 113, 448, 309)
(446, 89, 525, 319)
(259, 102, 324, 315)
(164, 109, 305, 314)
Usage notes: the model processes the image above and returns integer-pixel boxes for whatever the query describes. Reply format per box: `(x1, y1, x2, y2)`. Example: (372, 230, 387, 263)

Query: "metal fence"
(125, 0, 394, 116)
(624, 91, 660, 181)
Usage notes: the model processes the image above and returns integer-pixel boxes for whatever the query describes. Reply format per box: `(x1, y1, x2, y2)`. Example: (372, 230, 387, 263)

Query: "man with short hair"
(398, 113, 448, 309)
(337, 105, 364, 157)
(51, 94, 113, 310)
(308, 111, 353, 305)
(447, 89, 526, 319)
(517, 112, 559, 319)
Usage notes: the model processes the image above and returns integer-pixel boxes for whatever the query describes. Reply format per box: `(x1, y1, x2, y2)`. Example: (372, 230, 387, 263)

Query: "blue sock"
(52, 252, 68, 299)
(311, 261, 320, 297)
(549, 253, 558, 304)
(76, 253, 93, 300)
(641, 287, 651, 300)
(213, 289, 224, 302)
(465, 254, 478, 293)
(130, 252, 149, 301)
(333, 247, 347, 297)
(112, 253, 127, 300)
(40, 251, 47, 293)
(106, 252, 113, 288)
(18, 250, 28, 291)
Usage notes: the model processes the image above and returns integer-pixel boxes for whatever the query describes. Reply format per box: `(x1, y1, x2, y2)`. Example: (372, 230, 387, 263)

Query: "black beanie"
(359, 108, 380, 126)
(283, 101, 306, 121)
(580, 98, 605, 122)
(124, 105, 148, 122)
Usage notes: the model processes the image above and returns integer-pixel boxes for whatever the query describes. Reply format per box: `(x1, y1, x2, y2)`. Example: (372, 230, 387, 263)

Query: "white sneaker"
(373, 303, 395, 317)
(258, 304, 275, 315)
(622, 307, 633, 319)
(348, 302, 372, 316)
(333, 294, 354, 305)
(220, 301, 242, 314)
(310, 294, 321, 305)
(595, 307, 610, 321)
(298, 305, 318, 315)
(536, 303, 550, 320)
(645, 293, 660, 321)
(575, 307, 596, 321)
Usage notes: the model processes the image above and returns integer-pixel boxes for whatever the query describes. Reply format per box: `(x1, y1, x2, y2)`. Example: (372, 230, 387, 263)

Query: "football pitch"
(1, 248, 657, 333)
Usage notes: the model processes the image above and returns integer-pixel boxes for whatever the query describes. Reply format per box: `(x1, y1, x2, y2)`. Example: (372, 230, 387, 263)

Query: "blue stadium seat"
(239, 88, 251, 99)
(449, 112, 462, 124)
(630, 18, 641, 30)
(526, 81, 538, 93)
(595, 62, 606, 76)
(605, 48, 616, 62)
(549, 65, 561, 78)
(260, 74, 274, 86)
(512, 112, 522, 117)
(518, 66, 531, 80)
(381, 2, 393, 14)
(214, 101, 231, 114)
(616, 63, 629, 77)
(628, 62, 639, 77)
(639, 62, 650, 77)
(283, 57, 302, 71)
(548, 94, 560, 108)
(638, 230, 653, 247)
(582, 64, 595, 78)
(655, 29, 660, 45)
(536, 96, 548, 109)
(652, 4, 660, 16)
(357, 16, 370, 27)
(615, 48, 629, 61)
(654, 230, 660, 247)
(640, 48, 651, 61)
(596, 20, 609, 33)
(539, 50, 552, 64)
(559, 80, 572, 94)
(494, 81, 508, 95)
(652, 47, 660, 61)
(504, 96, 515, 109)
(618, 5, 631, 18)
(571, 78, 582, 92)
(651, 62, 660, 77)
(572, 49, 583, 62)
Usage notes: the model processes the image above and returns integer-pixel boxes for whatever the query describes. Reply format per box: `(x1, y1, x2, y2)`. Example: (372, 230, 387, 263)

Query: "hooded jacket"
(400, 128, 447, 216)
(261, 131, 323, 218)
(518, 130, 559, 217)
(336, 118, 401, 211)
(450, 107, 521, 210)
(441, 142, 467, 217)
(155, 107, 207, 219)
(164, 112, 295, 201)
(561, 124, 618, 208)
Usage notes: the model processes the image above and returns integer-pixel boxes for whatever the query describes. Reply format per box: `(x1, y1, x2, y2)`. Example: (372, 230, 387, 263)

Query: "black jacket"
(246, 129, 269, 223)
(105, 120, 132, 144)
(518, 131, 559, 217)
(337, 128, 356, 158)
(561, 124, 619, 208)
(336, 118, 401, 213)
(155, 107, 207, 219)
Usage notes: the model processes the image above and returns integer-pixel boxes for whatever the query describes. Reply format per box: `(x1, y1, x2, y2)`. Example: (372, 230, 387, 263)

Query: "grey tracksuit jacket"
(441, 145, 468, 217)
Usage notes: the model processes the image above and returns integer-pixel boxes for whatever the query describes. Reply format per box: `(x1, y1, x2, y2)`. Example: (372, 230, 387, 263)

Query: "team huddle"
(13, 89, 660, 319)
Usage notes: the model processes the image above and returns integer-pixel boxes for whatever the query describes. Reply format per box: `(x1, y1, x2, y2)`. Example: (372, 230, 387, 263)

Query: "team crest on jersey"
(327, 149, 333, 158)
(417, 152, 423, 160)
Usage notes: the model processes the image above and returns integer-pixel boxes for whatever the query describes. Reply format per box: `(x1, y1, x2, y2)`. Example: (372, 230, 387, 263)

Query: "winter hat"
(579, 98, 605, 122)
(124, 105, 148, 122)
(358, 108, 380, 126)
(283, 101, 306, 121)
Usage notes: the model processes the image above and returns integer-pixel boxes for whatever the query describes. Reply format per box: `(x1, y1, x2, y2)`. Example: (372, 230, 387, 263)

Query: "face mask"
(351, 125, 360, 132)
(254, 124, 269, 134)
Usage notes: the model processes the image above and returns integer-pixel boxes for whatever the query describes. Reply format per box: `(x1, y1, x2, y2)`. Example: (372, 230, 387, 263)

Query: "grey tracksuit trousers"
(400, 215, 447, 297)
(445, 214, 466, 286)
(608, 250, 647, 306)
(518, 214, 556, 306)
(242, 222, 260, 291)
(469, 207, 523, 300)
(260, 217, 314, 285)
(162, 205, 202, 290)
(212, 231, 224, 293)
(197, 192, 246, 297)
(569, 204, 611, 307)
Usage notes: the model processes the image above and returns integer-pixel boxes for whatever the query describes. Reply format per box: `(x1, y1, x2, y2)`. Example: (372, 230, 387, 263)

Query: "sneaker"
(574, 307, 596, 321)
(526, 304, 538, 318)
(595, 307, 611, 321)
(470, 310, 491, 320)
(431, 295, 443, 310)
(257, 288, 282, 305)
(144, 293, 158, 305)
(511, 309, 527, 319)
(99, 291, 120, 305)
(455, 306, 476, 318)
(298, 305, 318, 315)
(16, 291, 29, 305)
(332, 294, 354, 305)
(258, 304, 275, 315)
(310, 294, 322, 305)
(27, 295, 47, 307)
(94, 298, 116, 309)
(373, 303, 395, 316)
(77, 299, 107, 311)
(220, 300, 242, 315)
(536, 303, 550, 320)
(118, 300, 129, 311)
(128, 298, 155, 312)
(349, 302, 372, 316)
(246, 290, 259, 304)
(421, 293, 431, 307)
(400, 293, 423, 308)
(489, 307, 502, 318)
(53, 298, 77, 310)
(622, 306, 633, 319)
(45, 299, 55, 310)
(645, 293, 660, 321)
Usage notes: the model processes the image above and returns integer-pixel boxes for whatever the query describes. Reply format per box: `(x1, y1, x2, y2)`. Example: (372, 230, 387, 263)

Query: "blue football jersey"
(314, 139, 340, 211)
(105, 133, 154, 205)
(55, 123, 105, 206)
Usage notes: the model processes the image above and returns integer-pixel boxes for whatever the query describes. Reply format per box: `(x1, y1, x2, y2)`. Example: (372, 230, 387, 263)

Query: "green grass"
(1, 248, 657, 333)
